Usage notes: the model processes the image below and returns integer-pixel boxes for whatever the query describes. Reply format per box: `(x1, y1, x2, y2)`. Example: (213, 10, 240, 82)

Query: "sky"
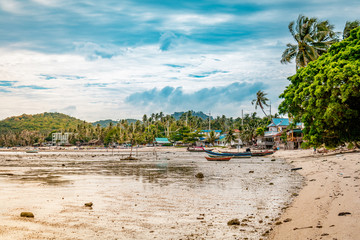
(0, 0, 359, 122)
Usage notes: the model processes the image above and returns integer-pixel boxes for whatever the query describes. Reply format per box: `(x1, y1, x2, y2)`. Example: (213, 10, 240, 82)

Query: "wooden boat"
(251, 150, 275, 156)
(26, 150, 38, 153)
(187, 147, 213, 152)
(204, 149, 251, 158)
(205, 156, 232, 161)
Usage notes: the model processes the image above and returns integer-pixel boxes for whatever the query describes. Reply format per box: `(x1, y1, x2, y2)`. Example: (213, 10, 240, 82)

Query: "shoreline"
(269, 149, 360, 240)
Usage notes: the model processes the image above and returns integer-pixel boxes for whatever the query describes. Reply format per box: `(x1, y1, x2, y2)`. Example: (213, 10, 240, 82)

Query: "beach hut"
(286, 129, 303, 149)
(154, 138, 172, 146)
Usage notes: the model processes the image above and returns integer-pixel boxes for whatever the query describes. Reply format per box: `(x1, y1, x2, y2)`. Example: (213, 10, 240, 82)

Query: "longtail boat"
(205, 156, 232, 161)
(251, 150, 275, 156)
(204, 149, 251, 158)
(187, 147, 213, 152)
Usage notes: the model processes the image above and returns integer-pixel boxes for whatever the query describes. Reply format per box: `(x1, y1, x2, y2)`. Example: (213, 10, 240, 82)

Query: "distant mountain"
(0, 112, 85, 134)
(92, 119, 138, 127)
(91, 119, 118, 128)
(172, 111, 213, 120)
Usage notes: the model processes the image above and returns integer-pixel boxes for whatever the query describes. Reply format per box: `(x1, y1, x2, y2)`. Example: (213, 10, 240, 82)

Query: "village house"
(262, 118, 303, 150)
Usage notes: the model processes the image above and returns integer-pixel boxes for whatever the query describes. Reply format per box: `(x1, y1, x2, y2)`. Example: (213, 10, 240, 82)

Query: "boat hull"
(251, 151, 274, 156)
(204, 149, 252, 158)
(205, 156, 232, 161)
(187, 147, 213, 152)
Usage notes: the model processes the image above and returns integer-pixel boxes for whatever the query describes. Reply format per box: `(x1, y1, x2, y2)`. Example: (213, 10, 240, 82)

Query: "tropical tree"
(279, 27, 360, 147)
(251, 90, 269, 117)
(343, 20, 360, 39)
(225, 129, 236, 146)
(256, 127, 265, 136)
(281, 15, 338, 69)
(206, 131, 217, 146)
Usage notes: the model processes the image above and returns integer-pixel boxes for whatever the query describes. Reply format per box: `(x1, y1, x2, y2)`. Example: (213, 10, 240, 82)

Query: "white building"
(52, 132, 71, 145)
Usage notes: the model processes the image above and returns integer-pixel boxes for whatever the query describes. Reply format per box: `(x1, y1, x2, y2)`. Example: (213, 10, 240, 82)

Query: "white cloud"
(159, 13, 234, 33)
(0, 0, 23, 14)
(31, 0, 60, 7)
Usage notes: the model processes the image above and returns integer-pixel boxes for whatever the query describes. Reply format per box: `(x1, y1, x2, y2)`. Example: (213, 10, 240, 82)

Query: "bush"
(301, 141, 310, 149)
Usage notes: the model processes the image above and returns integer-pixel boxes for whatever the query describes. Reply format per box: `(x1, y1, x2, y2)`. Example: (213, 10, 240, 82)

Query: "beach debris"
(321, 233, 329, 236)
(283, 218, 292, 223)
(123, 156, 137, 160)
(291, 167, 303, 171)
(249, 170, 254, 173)
(84, 202, 93, 207)
(227, 218, 240, 225)
(292, 193, 299, 197)
(195, 172, 204, 178)
(271, 159, 276, 161)
(20, 212, 34, 218)
(293, 226, 313, 230)
(269, 182, 274, 185)
(338, 212, 351, 216)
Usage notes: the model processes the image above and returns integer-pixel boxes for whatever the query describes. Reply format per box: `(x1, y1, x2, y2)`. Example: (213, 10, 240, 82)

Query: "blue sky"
(0, 0, 359, 121)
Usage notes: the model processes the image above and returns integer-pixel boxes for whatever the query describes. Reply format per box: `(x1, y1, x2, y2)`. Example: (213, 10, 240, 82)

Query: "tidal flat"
(0, 149, 303, 240)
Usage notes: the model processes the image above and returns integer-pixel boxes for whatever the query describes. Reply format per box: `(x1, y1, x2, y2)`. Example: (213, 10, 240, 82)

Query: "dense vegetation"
(0, 111, 272, 147)
(279, 27, 360, 147)
(0, 112, 84, 133)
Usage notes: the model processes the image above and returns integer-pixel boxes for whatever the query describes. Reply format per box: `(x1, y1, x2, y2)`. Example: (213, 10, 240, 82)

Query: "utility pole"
(241, 109, 244, 126)
(269, 100, 272, 117)
(167, 121, 170, 137)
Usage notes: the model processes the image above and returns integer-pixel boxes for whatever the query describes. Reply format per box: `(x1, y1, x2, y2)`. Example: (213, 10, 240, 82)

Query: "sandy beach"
(269, 149, 360, 240)
(0, 147, 358, 239)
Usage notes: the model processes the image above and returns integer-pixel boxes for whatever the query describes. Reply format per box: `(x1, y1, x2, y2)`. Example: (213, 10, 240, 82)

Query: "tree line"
(0, 111, 273, 147)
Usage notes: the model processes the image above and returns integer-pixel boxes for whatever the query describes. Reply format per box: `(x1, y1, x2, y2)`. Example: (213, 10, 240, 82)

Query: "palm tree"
(206, 131, 217, 146)
(281, 15, 337, 69)
(252, 90, 269, 117)
(343, 20, 360, 39)
(225, 129, 236, 146)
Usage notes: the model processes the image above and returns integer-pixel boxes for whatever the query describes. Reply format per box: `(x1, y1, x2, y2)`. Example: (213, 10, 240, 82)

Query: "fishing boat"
(187, 146, 213, 152)
(205, 156, 232, 161)
(251, 150, 275, 156)
(204, 149, 251, 158)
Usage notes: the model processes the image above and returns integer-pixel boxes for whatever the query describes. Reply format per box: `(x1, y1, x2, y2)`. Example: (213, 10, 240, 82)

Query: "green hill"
(172, 111, 212, 120)
(0, 112, 85, 134)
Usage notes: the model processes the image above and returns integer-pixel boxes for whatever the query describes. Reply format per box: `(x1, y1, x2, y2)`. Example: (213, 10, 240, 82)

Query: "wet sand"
(0, 149, 302, 239)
